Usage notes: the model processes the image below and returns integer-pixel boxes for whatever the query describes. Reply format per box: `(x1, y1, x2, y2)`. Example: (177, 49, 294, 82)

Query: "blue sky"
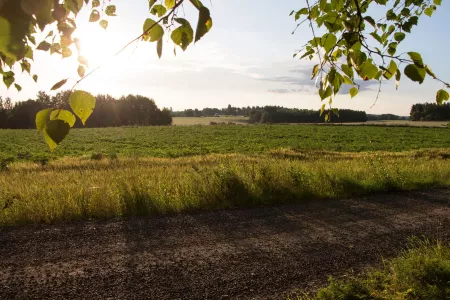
(1, 0, 449, 115)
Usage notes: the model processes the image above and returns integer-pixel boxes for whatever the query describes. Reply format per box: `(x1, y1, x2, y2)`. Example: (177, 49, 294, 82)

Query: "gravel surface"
(1, 189, 449, 299)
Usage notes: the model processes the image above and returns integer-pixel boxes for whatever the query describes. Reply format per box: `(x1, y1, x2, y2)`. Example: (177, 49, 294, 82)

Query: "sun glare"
(73, 24, 118, 66)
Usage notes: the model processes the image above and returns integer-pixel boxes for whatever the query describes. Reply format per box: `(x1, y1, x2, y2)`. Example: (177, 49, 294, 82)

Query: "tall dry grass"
(1, 150, 450, 226)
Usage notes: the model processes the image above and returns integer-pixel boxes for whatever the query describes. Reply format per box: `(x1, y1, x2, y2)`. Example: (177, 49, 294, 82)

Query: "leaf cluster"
(291, 0, 449, 119)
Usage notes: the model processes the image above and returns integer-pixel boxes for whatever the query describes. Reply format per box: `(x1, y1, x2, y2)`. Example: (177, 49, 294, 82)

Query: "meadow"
(1, 124, 450, 225)
(1, 124, 450, 161)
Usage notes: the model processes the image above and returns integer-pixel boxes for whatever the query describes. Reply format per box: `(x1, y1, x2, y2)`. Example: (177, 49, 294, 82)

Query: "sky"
(1, 0, 449, 115)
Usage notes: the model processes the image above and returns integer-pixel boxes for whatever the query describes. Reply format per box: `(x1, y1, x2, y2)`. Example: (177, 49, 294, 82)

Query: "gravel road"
(1, 189, 449, 299)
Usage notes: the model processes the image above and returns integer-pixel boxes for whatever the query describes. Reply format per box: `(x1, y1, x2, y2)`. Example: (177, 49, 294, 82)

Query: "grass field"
(1, 124, 450, 161)
(172, 116, 249, 125)
(2, 149, 450, 225)
(1, 124, 450, 226)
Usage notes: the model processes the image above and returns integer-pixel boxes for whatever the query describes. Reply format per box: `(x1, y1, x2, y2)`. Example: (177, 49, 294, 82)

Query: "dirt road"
(1, 189, 449, 299)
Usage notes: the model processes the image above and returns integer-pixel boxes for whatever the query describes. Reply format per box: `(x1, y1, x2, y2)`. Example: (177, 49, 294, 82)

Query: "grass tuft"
(308, 240, 450, 300)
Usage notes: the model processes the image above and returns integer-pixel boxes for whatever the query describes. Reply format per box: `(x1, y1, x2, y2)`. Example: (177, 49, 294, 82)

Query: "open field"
(172, 116, 249, 125)
(1, 189, 449, 299)
(1, 124, 450, 160)
(172, 117, 450, 127)
(359, 120, 449, 127)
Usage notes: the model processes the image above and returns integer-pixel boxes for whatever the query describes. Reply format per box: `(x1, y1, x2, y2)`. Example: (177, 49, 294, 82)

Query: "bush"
(0, 157, 15, 171)
(90, 152, 104, 160)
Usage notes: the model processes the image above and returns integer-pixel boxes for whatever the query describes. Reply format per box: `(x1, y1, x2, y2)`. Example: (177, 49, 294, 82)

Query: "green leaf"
(22, 0, 54, 30)
(407, 52, 424, 68)
(424, 6, 436, 17)
(364, 16, 376, 28)
(436, 89, 449, 105)
(3, 72, 15, 89)
(64, 0, 84, 14)
(36, 108, 52, 133)
(295, 8, 309, 21)
(62, 47, 72, 58)
(69, 90, 96, 125)
(165, 0, 176, 9)
(157, 38, 163, 58)
(143, 18, 164, 42)
(149, 0, 157, 9)
(331, 108, 339, 117)
(92, 0, 100, 8)
(387, 42, 397, 56)
(383, 60, 398, 80)
(78, 65, 85, 77)
(171, 18, 194, 51)
(51, 78, 68, 90)
(99, 20, 108, 30)
(43, 129, 57, 151)
(105, 5, 117, 16)
(319, 86, 332, 100)
(44, 120, 70, 148)
(332, 73, 343, 94)
(21, 60, 31, 73)
(434, 0, 442, 5)
(14, 83, 22, 92)
(394, 32, 405, 42)
(195, 6, 213, 42)
(425, 65, 436, 79)
(50, 109, 76, 127)
(25, 47, 33, 60)
(341, 64, 353, 78)
(404, 64, 426, 84)
(89, 9, 100, 22)
(359, 60, 378, 80)
(33, 75, 38, 82)
(321, 33, 337, 52)
(343, 76, 353, 84)
(189, 0, 204, 9)
(151, 4, 167, 17)
(350, 87, 358, 98)
(37, 41, 51, 51)
(395, 69, 401, 90)
(311, 64, 319, 79)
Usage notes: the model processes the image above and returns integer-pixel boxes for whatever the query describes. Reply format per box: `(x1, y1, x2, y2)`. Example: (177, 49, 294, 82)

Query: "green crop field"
(1, 124, 450, 226)
(1, 124, 450, 161)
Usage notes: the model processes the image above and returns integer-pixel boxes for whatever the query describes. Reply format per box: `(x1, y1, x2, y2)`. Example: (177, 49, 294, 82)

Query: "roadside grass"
(1, 124, 450, 161)
(2, 150, 450, 226)
(292, 240, 450, 300)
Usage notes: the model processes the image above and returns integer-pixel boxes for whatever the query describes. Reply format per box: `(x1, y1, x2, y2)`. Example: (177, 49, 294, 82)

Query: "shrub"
(0, 157, 15, 171)
(90, 152, 104, 160)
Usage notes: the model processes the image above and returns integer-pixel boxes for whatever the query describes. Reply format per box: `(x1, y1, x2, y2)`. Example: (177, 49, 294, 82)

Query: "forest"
(0, 92, 172, 129)
(410, 103, 450, 121)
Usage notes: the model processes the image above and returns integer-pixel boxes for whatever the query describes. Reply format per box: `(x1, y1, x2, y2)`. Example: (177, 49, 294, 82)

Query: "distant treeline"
(171, 105, 251, 117)
(248, 106, 368, 123)
(367, 114, 409, 121)
(410, 103, 450, 121)
(0, 91, 172, 129)
(172, 105, 368, 123)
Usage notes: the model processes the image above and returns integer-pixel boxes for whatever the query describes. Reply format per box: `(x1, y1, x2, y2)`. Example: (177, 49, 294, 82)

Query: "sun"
(73, 23, 118, 66)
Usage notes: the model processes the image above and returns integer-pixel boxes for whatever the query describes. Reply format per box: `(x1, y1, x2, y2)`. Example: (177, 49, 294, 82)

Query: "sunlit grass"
(1, 124, 450, 161)
(2, 150, 450, 226)
(293, 239, 450, 299)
